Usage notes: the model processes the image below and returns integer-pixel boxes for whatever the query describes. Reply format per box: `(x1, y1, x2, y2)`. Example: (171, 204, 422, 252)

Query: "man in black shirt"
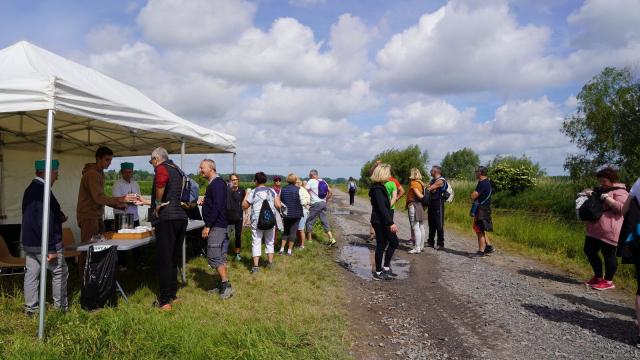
(471, 166, 495, 257)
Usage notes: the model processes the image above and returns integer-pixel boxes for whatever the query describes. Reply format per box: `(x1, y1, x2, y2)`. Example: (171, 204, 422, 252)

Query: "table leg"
(182, 236, 186, 283)
(116, 281, 128, 303)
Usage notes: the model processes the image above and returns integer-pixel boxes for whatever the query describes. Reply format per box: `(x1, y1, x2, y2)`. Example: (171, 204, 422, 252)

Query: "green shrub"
(489, 162, 537, 194)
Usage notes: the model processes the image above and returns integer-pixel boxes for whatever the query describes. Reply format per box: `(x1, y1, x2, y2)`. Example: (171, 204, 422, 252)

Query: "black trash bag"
(81, 245, 118, 310)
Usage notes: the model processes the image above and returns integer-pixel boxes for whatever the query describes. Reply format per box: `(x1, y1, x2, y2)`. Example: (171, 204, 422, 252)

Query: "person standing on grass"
(621, 176, 640, 346)
(243, 171, 281, 274)
(582, 167, 628, 290)
(406, 168, 426, 254)
(199, 159, 233, 299)
(305, 169, 337, 246)
(149, 147, 188, 310)
(426, 165, 447, 250)
(112, 162, 143, 270)
(272, 175, 283, 249)
(470, 166, 495, 257)
(227, 173, 246, 263)
(347, 177, 358, 206)
(369, 163, 399, 280)
(279, 174, 303, 256)
(22, 159, 68, 316)
(298, 179, 311, 249)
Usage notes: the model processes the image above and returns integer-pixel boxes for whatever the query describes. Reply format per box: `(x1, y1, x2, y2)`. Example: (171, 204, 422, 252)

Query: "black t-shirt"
(475, 179, 492, 206)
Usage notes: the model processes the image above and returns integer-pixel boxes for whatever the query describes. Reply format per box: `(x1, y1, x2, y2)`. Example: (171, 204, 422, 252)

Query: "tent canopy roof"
(0, 41, 236, 156)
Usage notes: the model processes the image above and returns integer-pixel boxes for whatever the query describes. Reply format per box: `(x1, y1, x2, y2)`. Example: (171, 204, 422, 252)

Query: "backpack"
(348, 182, 356, 191)
(166, 163, 198, 210)
(226, 186, 243, 223)
(441, 178, 454, 203)
(317, 179, 329, 199)
(420, 183, 430, 208)
(578, 187, 626, 222)
(255, 188, 276, 230)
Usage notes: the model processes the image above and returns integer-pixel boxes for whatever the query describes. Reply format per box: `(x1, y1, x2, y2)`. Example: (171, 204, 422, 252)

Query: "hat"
(35, 159, 59, 171)
(273, 175, 282, 182)
(120, 162, 134, 170)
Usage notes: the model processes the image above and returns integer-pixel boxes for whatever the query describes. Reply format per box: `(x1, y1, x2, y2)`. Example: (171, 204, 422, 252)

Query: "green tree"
(441, 148, 480, 180)
(562, 67, 640, 184)
(486, 154, 543, 194)
(360, 145, 429, 186)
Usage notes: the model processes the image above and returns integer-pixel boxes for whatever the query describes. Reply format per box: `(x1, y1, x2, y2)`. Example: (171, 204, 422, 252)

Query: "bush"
(489, 162, 537, 194)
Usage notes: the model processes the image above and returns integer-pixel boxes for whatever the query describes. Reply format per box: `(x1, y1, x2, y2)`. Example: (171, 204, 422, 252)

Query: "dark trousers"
(155, 219, 187, 305)
(349, 189, 356, 205)
(428, 200, 445, 247)
(584, 236, 617, 281)
(372, 223, 399, 273)
(230, 221, 242, 250)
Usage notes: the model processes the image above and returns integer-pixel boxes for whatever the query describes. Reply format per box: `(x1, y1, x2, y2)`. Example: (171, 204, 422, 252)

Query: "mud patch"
(337, 242, 410, 280)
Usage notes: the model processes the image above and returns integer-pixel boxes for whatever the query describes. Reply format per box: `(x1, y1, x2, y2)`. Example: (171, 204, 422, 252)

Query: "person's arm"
(326, 185, 333, 201)
(242, 190, 252, 210)
(622, 195, 633, 215)
(397, 185, 405, 199)
(373, 188, 394, 226)
(274, 190, 282, 209)
(602, 190, 628, 215)
(86, 172, 126, 207)
(390, 189, 398, 207)
(427, 179, 444, 192)
(412, 185, 424, 199)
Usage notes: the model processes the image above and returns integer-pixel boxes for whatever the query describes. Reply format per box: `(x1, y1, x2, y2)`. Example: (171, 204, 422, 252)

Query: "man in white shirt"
(112, 162, 142, 269)
(305, 169, 336, 246)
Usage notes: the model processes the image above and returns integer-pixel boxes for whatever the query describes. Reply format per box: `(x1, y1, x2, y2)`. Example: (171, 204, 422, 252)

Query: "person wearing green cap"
(22, 159, 68, 315)
(112, 162, 143, 269)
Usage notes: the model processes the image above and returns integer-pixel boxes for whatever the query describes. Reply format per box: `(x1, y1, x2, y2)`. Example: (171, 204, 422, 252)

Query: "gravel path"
(328, 188, 640, 359)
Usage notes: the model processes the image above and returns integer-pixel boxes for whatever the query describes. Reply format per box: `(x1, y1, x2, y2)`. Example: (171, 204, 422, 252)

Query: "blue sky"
(1, 0, 639, 178)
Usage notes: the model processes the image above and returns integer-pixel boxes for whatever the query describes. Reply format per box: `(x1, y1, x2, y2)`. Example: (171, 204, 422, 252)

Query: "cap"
(35, 159, 59, 171)
(120, 162, 134, 170)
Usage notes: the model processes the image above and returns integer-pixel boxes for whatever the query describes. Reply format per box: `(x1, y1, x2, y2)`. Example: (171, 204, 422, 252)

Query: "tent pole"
(232, 153, 237, 174)
(180, 139, 186, 284)
(37, 109, 55, 340)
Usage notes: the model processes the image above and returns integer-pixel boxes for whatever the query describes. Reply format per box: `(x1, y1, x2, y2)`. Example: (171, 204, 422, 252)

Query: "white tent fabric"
(0, 41, 236, 156)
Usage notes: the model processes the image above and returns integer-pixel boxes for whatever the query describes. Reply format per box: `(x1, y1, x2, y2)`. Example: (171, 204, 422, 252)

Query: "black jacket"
(21, 179, 64, 253)
(369, 183, 394, 226)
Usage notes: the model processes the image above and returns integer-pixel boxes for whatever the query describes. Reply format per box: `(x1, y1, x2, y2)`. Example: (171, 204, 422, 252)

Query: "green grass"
(0, 226, 350, 359)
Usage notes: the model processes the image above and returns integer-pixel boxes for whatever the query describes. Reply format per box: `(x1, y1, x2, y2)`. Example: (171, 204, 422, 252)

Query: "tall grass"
(0, 227, 350, 359)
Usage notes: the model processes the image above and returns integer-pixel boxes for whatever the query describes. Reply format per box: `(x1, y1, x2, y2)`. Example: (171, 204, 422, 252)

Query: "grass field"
(0, 226, 350, 359)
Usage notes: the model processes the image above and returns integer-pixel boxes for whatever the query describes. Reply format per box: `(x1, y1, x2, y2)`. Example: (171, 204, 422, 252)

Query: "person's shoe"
(372, 271, 393, 281)
(584, 276, 602, 287)
(208, 288, 220, 295)
(299, 246, 305, 250)
(427, 243, 435, 248)
(219, 283, 235, 300)
(484, 245, 495, 254)
(436, 245, 445, 251)
(153, 300, 172, 311)
(636, 335, 640, 348)
(286, 251, 292, 256)
(251, 266, 260, 274)
(328, 238, 337, 247)
(25, 309, 37, 317)
(171, 297, 183, 305)
(591, 279, 615, 290)
(470, 251, 486, 258)
(278, 249, 284, 255)
(235, 254, 242, 262)
(382, 268, 398, 277)
(408, 249, 420, 254)
(266, 262, 275, 270)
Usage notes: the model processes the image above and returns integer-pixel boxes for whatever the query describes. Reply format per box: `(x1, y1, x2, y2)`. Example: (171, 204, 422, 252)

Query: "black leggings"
(230, 221, 242, 250)
(584, 236, 618, 281)
(349, 189, 356, 205)
(372, 223, 399, 273)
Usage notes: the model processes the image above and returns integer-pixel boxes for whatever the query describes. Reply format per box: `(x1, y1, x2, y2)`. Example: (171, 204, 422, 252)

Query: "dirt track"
(328, 188, 640, 359)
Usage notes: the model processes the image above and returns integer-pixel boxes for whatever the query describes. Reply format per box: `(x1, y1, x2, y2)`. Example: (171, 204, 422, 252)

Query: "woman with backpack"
(582, 167, 628, 290)
(227, 173, 246, 262)
(347, 177, 358, 206)
(370, 163, 399, 281)
(278, 174, 303, 256)
(242, 172, 282, 274)
(406, 168, 426, 254)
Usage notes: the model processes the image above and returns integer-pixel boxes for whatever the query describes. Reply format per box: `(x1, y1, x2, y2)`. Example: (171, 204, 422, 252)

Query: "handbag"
(470, 188, 492, 217)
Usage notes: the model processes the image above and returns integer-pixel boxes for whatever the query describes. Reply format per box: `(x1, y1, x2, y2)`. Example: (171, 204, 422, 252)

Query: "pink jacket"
(586, 183, 629, 246)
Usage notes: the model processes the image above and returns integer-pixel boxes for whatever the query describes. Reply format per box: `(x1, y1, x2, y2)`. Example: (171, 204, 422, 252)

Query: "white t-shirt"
(630, 178, 640, 203)
(246, 187, 277, 226)
(112, 178, 141, 221)
(306, 178, 325, 204)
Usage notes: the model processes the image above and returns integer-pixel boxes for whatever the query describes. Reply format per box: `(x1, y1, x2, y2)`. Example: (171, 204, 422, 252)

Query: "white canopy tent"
(0, 41, 237, 338)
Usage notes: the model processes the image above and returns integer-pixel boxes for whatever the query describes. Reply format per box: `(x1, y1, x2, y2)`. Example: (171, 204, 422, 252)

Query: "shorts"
(473, 217, 493, 233)
(207, 227, 228, 268)
(282, 218, 301, 241)
(298, 208, 309, 231)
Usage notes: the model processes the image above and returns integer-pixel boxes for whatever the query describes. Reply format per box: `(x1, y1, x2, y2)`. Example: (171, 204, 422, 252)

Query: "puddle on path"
(337, 242, 410, 280)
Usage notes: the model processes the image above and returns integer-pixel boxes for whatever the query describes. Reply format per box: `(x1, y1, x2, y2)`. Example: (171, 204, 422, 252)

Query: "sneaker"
(408, 249, 420, 254)
(235, 254, 242, 262)
(591, 279, 615, 290)
(153, 300, 172, 311)
(25, 309, 37, 317)
(328, 238, 337, 247)
(470, 251, 486, 258)
(484, 245, 495, 254)
(584, 276, 602, 286)
(251, 266, 260, 274)
(427, 243, 435, 248)
(266, 262, 275, 270)
(219, 283, 235, 300)
(299, 246, 305, 250)
(278, 250, 284, 255)
(372, 271, 393, 281)
(286, 251, 292, 256)
(382, 268, 398, 277)
(436, 245, 445, 251)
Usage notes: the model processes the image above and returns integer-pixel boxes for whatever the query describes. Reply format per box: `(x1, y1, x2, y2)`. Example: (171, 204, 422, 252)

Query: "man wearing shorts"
(200, 159, 233, 299)
(305, 169, 336, 246)
(471, 166, 495, 257)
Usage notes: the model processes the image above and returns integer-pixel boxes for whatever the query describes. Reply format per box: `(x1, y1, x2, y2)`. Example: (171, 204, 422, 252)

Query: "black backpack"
(256, 189, 276, 230)
(165, 163, 198, 210)
(226, 186, 243, 223)
(578, 187, 626, 222)
(420, 183, 430, 208)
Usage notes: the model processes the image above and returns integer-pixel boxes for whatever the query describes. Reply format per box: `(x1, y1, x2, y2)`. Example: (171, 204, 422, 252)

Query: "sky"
(1, 0, 639, 178)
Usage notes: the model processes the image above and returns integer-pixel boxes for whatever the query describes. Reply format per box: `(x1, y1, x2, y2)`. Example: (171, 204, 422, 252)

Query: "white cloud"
(289, 0, 326, 7)
(568, 0, 640, 49)
(86, 24, 133, 52)
(380, 100, 475, 136)
(137, 0, 256, 47)
(487, 97, 561, 134)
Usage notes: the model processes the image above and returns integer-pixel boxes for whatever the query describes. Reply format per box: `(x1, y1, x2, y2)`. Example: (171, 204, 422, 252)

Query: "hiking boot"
(484, 245, 495, 254)
(408, 249, 420, 254)
(383, 268, 398, 277)
(251, 266, 260, 274)
(372, 272, 393, 281)
(219, 283, 235, 300)
(591, 279, 615, 290)
(584, 276, 602, 287)
(470, 251, 486, 258)
(328, 238, 337, 247)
